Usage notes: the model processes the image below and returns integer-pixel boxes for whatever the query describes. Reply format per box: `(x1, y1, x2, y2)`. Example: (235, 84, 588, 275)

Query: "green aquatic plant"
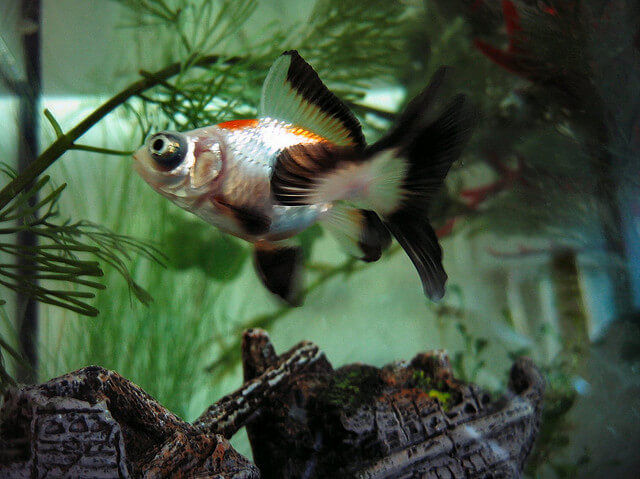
(38, 153, 243, 419)
(426, 389, 452, 410)
(0, 159, 164, 388)
(323, 366, 383, 411)
(451, 323, 489, 384)
(0, 313, 22, 392)
(0, 164, 162, 315)
(411, 369, 453, 411)
(111, 0, 409, 136)
(0, 48, 235, 385)
(524, 358, 589, 478)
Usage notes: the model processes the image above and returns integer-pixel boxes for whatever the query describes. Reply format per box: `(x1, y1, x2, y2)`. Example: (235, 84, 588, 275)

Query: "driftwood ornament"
(241, 329, 545, 478)
(0, 329, 544, 478)
(0, 339, 322, 478)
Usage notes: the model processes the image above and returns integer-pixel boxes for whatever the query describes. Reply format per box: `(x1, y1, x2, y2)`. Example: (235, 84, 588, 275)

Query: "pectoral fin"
(253, 244, 304, 306)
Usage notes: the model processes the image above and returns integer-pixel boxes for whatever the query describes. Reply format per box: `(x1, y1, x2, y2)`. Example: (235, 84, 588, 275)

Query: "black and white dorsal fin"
(260, 50, 365, 147)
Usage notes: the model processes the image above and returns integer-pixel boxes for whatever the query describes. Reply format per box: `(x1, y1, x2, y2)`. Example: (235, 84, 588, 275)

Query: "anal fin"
(253, 244, 304, 306)
(322, 204, 391, 262)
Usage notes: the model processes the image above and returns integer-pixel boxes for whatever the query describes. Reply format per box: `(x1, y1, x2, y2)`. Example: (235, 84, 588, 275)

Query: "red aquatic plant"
(471, 0, 597, 115)
(434, 152, 530, 239)
(473, 0, 524, 75)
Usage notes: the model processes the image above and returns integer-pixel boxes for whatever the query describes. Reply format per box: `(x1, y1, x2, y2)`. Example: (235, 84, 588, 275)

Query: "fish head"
(133, 128, 225, 203)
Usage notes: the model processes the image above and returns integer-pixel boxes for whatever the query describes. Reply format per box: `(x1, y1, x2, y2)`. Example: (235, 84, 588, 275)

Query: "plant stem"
(69, 144, 135, 156)
(0, 54, 238, 211)
(16, 0, 42, 384)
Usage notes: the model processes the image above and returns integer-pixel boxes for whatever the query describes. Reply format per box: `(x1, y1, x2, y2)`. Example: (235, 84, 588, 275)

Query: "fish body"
(135, 118, 330, 243)
(133, 51, 474, 304)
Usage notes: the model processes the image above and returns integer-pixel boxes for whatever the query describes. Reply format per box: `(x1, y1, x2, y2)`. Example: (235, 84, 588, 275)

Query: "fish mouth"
(132, 147, 152, 174)
(131, 152, 151, 181)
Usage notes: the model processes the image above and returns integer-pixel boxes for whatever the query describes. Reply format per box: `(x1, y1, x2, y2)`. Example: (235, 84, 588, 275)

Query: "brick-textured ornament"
(0, 330, 544, 478)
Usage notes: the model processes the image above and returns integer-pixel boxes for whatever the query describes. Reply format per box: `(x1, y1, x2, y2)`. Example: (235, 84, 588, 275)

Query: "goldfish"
(133, 51, 474, 305)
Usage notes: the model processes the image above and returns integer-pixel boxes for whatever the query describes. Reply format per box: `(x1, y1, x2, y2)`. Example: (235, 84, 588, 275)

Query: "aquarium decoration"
(0, 329, 544, 478)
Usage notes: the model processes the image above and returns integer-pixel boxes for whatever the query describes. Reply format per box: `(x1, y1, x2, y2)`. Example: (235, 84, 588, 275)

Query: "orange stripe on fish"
(218, 119, 327, 141)
(219, 118, 326, 143)
(286, 125, 326, 143)
(217, 119, 260, 130)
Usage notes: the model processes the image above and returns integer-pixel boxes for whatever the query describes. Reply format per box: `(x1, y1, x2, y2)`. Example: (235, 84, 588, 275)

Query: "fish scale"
(212, 117, 329, 241)
(221, 117, 323, 173)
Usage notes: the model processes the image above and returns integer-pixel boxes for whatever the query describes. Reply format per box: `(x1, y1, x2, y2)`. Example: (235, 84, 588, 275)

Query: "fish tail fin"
(270, 67, 475, 299)
(370, 69, 475, 299)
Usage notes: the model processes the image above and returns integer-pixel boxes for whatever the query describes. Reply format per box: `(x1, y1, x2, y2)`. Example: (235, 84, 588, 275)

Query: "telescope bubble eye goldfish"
(133, 50, 474, 305)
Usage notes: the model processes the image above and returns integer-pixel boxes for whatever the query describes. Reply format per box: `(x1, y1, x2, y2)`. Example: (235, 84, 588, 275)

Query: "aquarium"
(0, 0, 639, 477)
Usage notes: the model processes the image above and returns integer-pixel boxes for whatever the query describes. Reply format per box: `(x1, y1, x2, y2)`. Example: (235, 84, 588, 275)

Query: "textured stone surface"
(242, 330, 545, 479)
(195, 338, 326, 437)
(0, 337, 325, 478)
(0, 367, 259, 479)
(0, 330, 543, 478)
(0, 384, 129, 478)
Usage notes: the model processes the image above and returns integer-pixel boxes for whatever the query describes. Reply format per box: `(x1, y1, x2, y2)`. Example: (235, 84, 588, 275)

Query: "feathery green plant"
(0, 163, 163, 315)
(112, 0, 409, 135)
(0, 159, 165, 387)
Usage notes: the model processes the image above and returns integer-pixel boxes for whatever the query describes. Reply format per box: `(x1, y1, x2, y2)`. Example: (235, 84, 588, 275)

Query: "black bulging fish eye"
(148, 132, 187, 170)
(151, 138, 165, 152)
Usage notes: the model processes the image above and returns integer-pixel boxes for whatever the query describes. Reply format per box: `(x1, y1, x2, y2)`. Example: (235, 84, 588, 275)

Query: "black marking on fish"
(282, 50, 365, 148)
(253, 244, 303, 306)
(369, 69, 476, 209)
(271, 142, 364, 206)
(371, 66, 451, 153)
(214, 196, 272, 236)
(358, 210, 392, 262)
(395, 94, 475, 206)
